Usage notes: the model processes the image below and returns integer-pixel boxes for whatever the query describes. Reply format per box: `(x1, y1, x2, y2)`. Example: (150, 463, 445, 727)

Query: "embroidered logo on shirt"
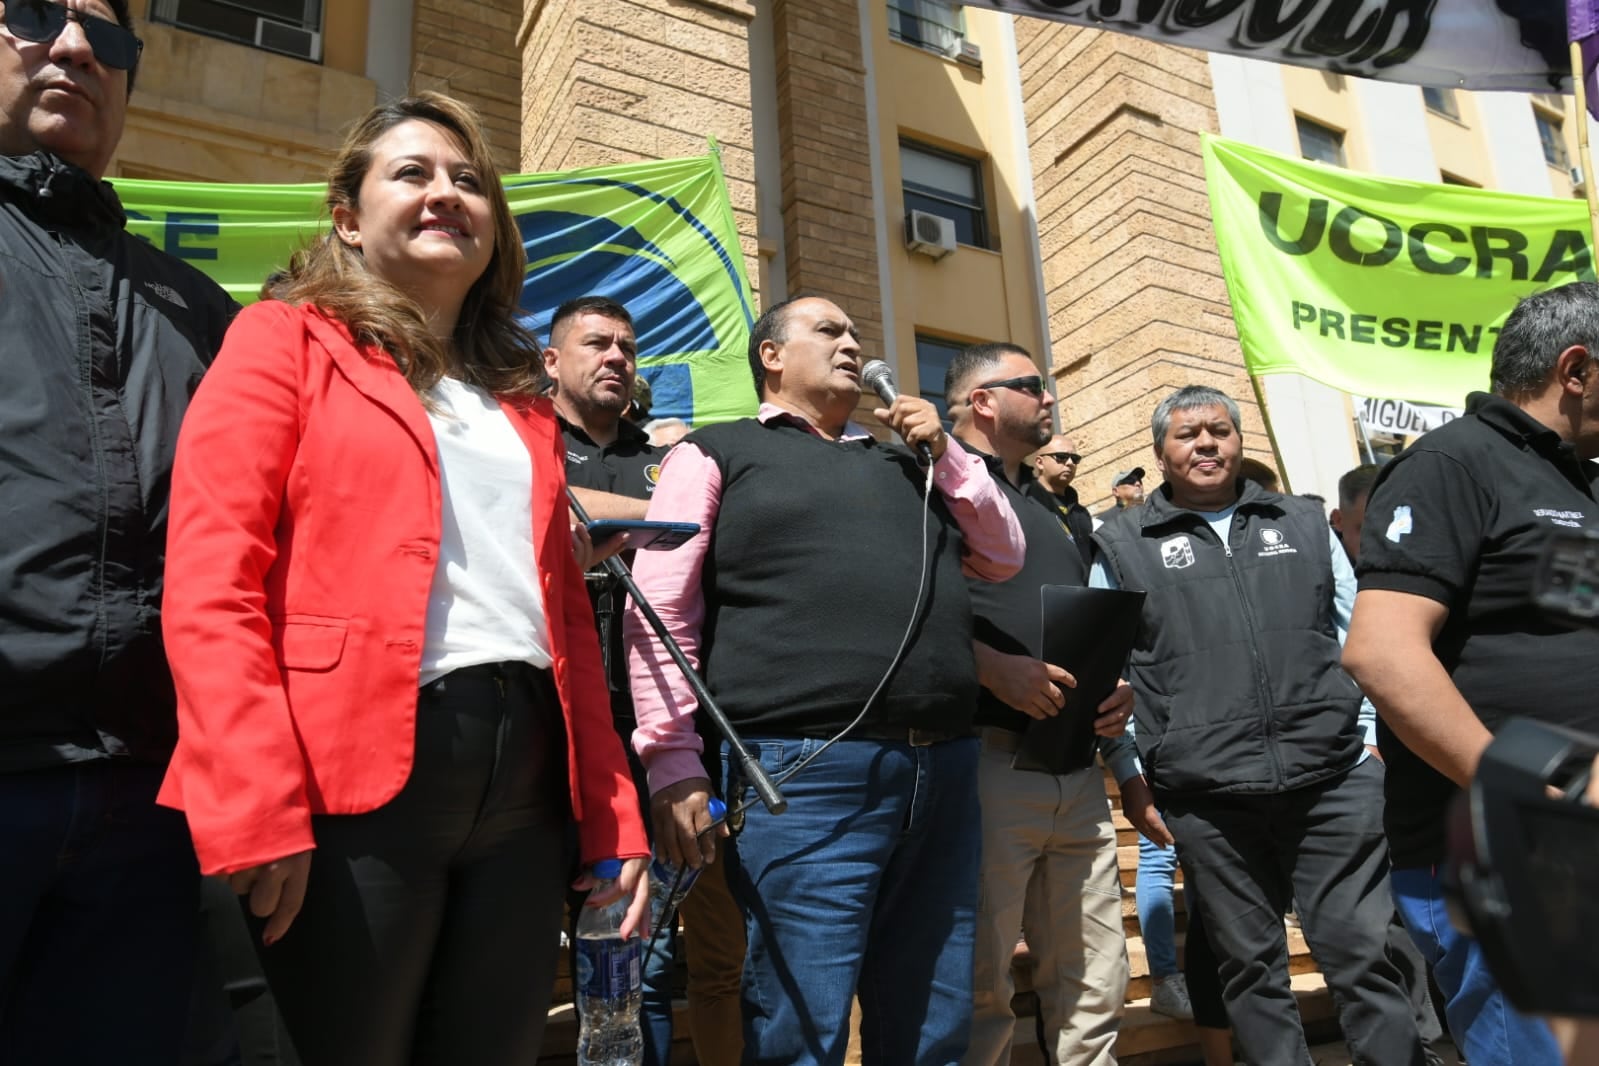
(645, 464, 662, 491)
(1386, 505, 1413, 543)
(1533, 507, 1585, 528)
(1257, 527, 1298, 557)
(567, 451, 589, 465)
(1160, 535, 1195, 570)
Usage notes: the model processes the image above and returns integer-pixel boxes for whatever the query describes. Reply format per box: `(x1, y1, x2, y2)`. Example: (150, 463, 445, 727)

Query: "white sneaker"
(1150, 974, 1194, 1021)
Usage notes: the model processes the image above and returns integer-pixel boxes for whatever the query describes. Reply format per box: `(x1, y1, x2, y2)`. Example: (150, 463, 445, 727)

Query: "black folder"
(1011, 585, 1147, 775)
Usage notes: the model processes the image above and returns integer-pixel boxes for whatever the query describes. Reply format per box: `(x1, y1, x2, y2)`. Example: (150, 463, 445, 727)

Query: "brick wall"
(518, 0, 760, 302)
(1016, 24, 1271, 510)
(769, 0, 884, 354)
(413, 0, 524, 172)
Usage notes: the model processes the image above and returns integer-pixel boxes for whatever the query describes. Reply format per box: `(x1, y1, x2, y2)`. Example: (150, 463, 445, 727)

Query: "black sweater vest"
(691, 418, 978, 737)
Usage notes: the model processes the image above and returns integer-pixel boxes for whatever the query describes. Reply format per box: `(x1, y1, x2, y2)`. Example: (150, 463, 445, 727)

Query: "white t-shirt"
(418, 377, 552, 685)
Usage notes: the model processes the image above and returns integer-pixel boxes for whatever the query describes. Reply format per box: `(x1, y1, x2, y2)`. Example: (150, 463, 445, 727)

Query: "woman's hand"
(228, 850, 313, 945)
(571, 856, 653, 940)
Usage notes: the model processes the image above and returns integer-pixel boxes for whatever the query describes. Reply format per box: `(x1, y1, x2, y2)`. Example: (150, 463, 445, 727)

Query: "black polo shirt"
(1357, 391, 1599, 867)
(1023, 478, 1095, 568)
(557, 413, 664, 723)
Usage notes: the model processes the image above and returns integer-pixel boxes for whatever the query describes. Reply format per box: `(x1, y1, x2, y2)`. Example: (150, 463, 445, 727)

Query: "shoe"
(1150, 974, 1194, 1021)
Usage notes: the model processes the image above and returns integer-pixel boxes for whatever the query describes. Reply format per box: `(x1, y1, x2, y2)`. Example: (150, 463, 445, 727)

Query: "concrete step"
(1117, 971, 1338, 1064)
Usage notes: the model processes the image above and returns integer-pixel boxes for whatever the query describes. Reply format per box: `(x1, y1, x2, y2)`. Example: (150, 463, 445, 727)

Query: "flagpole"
(1571, 43, 1599, 237)
(1248, 374, 1293, 495)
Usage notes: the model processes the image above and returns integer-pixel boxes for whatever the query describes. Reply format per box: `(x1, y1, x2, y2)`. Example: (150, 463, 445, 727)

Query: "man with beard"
(545, 295, 744, 1066)
(1091, 385, 1422, 1065)
(945, 344, 1151, 1066)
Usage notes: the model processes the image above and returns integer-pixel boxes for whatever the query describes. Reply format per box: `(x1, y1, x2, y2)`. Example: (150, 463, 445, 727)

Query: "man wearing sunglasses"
(0, 1, 238, 1062)
(945, 344, 1153, 1066)
(1027, 434, 1095, 568)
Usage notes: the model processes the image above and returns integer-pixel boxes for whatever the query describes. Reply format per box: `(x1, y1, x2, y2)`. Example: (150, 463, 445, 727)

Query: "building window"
(1422, 86, 1460, 120)
(901, 140, 989, 249)
(1535, 107, 1570, 170)
(915, 334, 965, 425)
(150, 0, 323, 61)
(888, 0, 964, 56)
(1296, 116, 1346, 167)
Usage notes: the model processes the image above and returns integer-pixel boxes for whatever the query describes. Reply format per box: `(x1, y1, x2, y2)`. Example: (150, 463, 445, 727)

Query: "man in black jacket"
(1093, 385, 1421, 1066)
(0, 4, 237, 1061)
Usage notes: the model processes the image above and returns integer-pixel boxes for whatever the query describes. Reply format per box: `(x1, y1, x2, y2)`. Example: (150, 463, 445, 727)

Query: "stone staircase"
(539, 769, 1337, 1064)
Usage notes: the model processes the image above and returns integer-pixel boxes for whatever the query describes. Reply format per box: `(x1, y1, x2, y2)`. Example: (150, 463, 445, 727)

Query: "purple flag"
(1573, 0, 1599, 119)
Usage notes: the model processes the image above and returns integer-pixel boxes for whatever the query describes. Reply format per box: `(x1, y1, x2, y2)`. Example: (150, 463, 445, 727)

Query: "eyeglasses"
(2, 0, 142, 70)
(973, 375, 1046, 398)
(1041, 451, 1082, 464)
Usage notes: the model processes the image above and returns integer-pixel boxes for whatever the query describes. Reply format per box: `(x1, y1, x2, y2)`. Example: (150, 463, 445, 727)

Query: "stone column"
(1016, 24, 1270, 508)
(411, 0, 524, 171)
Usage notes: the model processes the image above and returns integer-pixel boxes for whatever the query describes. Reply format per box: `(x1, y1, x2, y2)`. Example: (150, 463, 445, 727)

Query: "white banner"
(967, 0, 1565, 93)
(1354, 395, 1463, 437)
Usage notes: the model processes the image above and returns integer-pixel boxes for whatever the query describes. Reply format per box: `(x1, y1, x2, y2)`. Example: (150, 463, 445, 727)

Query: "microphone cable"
(645, 455, 939, 962)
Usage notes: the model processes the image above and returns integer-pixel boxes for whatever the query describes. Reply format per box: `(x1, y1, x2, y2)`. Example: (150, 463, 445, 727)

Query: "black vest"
(1093, 481, 1363, 796)
(691, 418, 978, 737)
(965, 445, 1089, 731)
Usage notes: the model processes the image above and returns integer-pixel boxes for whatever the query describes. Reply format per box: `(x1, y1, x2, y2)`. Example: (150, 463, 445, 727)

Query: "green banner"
(1202, 134, 1595, 409)
(112, 152, 758, 426)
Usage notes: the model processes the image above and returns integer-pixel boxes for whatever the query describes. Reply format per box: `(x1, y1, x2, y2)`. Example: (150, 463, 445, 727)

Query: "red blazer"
(158, 300, 647, 876)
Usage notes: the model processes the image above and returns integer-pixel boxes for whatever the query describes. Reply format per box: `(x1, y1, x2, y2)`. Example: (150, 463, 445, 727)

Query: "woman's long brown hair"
(267, 92, 544, 398)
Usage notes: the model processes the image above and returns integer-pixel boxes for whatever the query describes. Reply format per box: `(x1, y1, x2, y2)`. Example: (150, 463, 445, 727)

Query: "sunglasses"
(973, 374, 1046, 398)
(2, 0, 142, 70)
(1041, 451, 1082, 464)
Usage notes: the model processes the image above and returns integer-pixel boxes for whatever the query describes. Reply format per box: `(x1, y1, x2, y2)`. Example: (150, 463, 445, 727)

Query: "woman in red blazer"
(159, 93, 649, 1066)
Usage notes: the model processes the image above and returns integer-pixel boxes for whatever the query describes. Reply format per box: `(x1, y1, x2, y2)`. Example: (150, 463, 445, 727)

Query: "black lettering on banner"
(1328, 205, 1402, 267)
(1259, 193, 1326, 255)
(1414, 320, 1443, 350)
(1319, 307, 1346, 339)
(1408, 222, 1470, 276)
(1292, 300, 1317, 329)
(1447, 322, 1483, 354)
(1382, 317, 1410, 347)
(1472, 228, 1529, 281)
(1350, 314, 1377, 343)
(1533, 230, 1598, 283)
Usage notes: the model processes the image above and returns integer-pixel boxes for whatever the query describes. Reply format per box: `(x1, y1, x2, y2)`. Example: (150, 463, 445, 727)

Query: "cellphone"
(584, 519, 701, 551)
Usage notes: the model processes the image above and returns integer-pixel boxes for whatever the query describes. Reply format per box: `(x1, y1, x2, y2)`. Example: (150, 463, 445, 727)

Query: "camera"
(1443, 527, 1599, 1019)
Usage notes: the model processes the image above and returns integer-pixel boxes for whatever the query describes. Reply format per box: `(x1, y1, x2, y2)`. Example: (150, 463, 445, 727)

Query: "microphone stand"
(567, 488, 787, 817)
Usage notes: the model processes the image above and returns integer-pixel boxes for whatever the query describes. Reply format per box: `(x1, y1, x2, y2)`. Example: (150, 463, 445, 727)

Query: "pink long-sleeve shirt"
(624, 403, 1025, 793)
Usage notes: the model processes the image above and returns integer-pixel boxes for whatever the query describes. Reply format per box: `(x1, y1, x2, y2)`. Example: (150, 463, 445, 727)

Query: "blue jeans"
(0, 762, 201, 1066)
(721, 736, 981, 1066)
(1391, 865, 1559, 1066)
(1135, 833, 1179, 979)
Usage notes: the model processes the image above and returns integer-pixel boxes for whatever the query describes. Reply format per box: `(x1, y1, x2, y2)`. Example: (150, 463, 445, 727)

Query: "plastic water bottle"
(575, 858, 642, 1066)
(648, 797, 727, 933)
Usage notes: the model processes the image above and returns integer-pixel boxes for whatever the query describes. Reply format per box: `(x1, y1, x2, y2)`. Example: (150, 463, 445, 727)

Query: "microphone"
(860, 359, 933, 463)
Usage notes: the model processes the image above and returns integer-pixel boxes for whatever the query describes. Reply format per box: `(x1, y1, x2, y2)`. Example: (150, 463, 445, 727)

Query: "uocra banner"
(112, 152, 758, 426)
(963, 0, 1565, 92)
(1203, 134, 1594, 409)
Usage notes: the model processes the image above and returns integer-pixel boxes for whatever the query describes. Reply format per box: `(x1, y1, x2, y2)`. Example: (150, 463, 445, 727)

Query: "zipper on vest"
(1217, 523, 1285, 790)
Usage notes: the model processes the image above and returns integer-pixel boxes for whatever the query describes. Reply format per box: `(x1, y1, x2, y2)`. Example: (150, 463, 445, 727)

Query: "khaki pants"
(964, 731, 1128, 1066)
(679, 834, 746, 1066)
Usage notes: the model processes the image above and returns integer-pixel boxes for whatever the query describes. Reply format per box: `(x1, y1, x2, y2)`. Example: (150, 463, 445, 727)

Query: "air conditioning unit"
(1572, 165, 1586, 188)
(904, 210, 957, 259)
(955, 39, 983, 68)
(255, 17, 322, 62)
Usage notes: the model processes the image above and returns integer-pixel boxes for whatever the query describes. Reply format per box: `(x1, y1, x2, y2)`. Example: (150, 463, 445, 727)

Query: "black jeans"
(0, 761, 200, 1066)
(255, 662, 573, 1066)
(1164, 759, 1424, 1066)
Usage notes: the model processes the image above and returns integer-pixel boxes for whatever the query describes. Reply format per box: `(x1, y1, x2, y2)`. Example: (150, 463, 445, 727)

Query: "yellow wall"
(1425, 92, 1490, 187)
(113, 2, 378, 183)
(1279, 66, 1366, 169)
(868, 5, 1045, 394)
